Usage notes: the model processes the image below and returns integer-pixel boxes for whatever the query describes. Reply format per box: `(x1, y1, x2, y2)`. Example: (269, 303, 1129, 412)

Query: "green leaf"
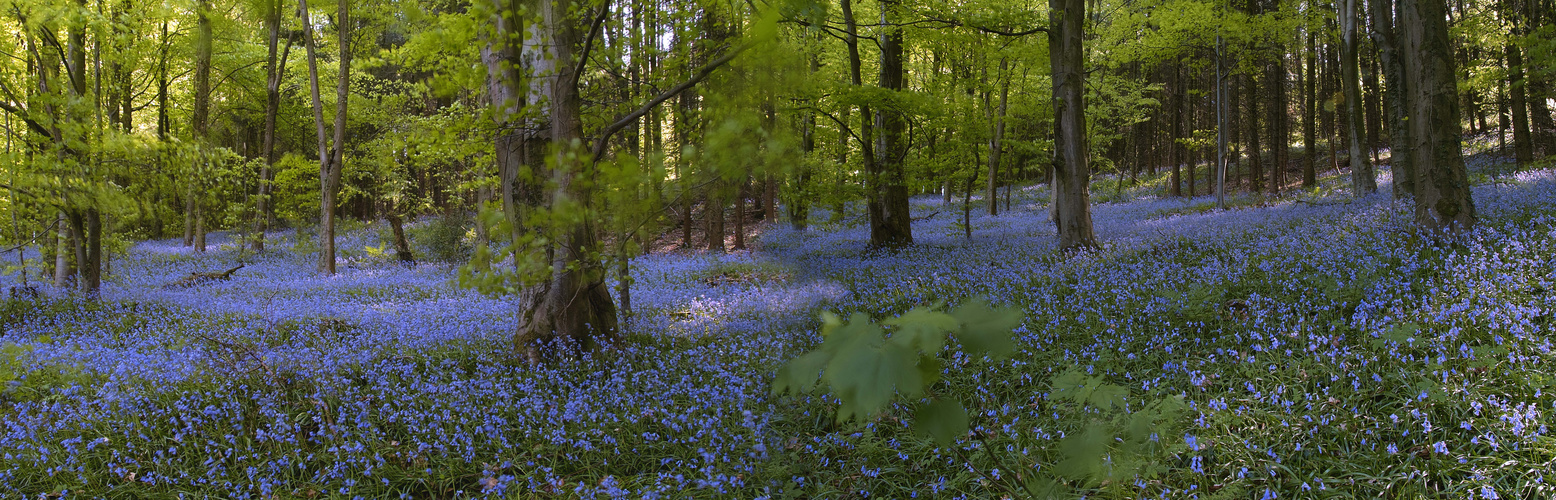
(1088, 384, 1129, 411)
(824, 325, 922, 422)
(913, 398, 969, 446)
(771, 350, 831, 395)
(1055, 423, 1113, 483)
(883, 305, 957, 353)
(951, 298, 1022, 359)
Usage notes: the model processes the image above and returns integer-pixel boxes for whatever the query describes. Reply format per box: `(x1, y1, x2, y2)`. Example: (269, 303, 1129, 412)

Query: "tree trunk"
(1341, 0, 1376, 195)
(302, 0, 350, 274)
(790, 54, 817, 231)
(831, 107, 849, 223)
(484, 0, 538, 269)
(1400, 0, 1474, 232)
(54, 212, 70, 287)
(387, 212, 415, 265)
(1507, 43, 1533, 165)
(734, 179, 746, 250)
(1370, 0, 1414, 198)
(1247, 68, 1263, 194)
(1303, 27, 1318, 187)
(871, 0, 912, 248)
(1050, 0, 1097, 250)
(255, 0, 290, 251)
(190, 0, 212, 253)
(707, 190, 724, 251)
(987, 59, 1008, 215)
(839, 0, 876, 234)
(510, 0, 619, 358)
(1170, 61, 1183, 197)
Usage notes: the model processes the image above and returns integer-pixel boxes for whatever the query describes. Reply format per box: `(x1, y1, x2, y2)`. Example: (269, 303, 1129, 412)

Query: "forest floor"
(3, 146, 1556, 498)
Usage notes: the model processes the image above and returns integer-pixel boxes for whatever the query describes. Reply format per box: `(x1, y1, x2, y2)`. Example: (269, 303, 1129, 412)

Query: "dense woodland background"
(1, 0, 1553, 344)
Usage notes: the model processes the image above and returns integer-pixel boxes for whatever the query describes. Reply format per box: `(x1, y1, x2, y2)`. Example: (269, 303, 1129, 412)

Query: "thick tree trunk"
(1400, 0, 1474, 232)
(1341, 0, 1376, 195)
(511, 0, 618, 358)
(1050, 0, 1096, 250)
(1507, 43, 1533, 165)
(387, 213, 415, 265)
(871, 0, 912, 248)
(707, 190, 724, 251)
(191, 0, 212, 253)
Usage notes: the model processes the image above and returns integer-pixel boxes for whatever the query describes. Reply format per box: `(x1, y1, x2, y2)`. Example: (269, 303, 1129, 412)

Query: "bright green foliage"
(772, 298, 1022, 444)
(1040, 369, 1190, 495)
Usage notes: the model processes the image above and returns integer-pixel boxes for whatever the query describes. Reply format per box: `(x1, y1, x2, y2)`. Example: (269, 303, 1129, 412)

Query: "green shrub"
(409, 214, 473, 263)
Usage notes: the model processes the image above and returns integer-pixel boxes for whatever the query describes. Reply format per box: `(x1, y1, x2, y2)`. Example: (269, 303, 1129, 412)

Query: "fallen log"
(164, 264, 246, 289)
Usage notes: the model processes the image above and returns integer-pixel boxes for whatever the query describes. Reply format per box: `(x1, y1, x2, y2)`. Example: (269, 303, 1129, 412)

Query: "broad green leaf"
(951, 298, 1022, 358)
(1088, 384, 1129, 410)
(913, 398, 969, 446)
(771, 350, 831, 395)
(883, 306, 957, 353)
(1055, 423, 1113, 483)
(825, 333, 919, 422)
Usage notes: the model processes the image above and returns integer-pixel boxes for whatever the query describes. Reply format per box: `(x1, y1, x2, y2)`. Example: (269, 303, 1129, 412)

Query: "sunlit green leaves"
(772, 299, 1023, 442)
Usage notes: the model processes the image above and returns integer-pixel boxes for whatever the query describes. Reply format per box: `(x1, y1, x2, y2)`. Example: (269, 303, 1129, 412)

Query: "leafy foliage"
(772, 298, 1021, 443)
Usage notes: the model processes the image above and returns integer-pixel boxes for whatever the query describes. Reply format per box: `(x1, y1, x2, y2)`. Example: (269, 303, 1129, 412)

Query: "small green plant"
(410, 214, 473, 263)
(1030, 370, 1189, 496)
(774, 300, 1190, 498)
(771, 299, 1021, 444)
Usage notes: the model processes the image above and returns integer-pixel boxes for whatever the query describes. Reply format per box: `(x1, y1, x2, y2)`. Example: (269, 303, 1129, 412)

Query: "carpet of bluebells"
(3, 152, 1556, 498)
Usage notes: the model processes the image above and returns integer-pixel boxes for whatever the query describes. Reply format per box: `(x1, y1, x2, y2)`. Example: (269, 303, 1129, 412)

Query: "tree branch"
(590, 41, 756, 160)
(570, 5, 613, 92)
(915, 15, 1047, 36)
(0, 101, 55, 140)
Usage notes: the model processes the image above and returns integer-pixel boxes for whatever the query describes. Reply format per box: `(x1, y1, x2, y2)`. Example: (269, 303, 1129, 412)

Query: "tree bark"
(1247, 68, 1263, 194)
(387, 213, 415, 265)
(1400, 0, 1475, 233)
(1370, 0, 1414, 198)
(506, 0, 619, 358)
(871, 0, 912, 248)
(1050, 0, 1096, 250)
(301, 0, 350, 274)
(1341, 0, 1376, 195)
(191, 0, 212, 253)
(987, 58, 1008, 215)
(1303, 27, 1318, 187)
(1507, 43, 1533, 165)
(1170, 61, 1183, 197)
(254, 0, 291, 251)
